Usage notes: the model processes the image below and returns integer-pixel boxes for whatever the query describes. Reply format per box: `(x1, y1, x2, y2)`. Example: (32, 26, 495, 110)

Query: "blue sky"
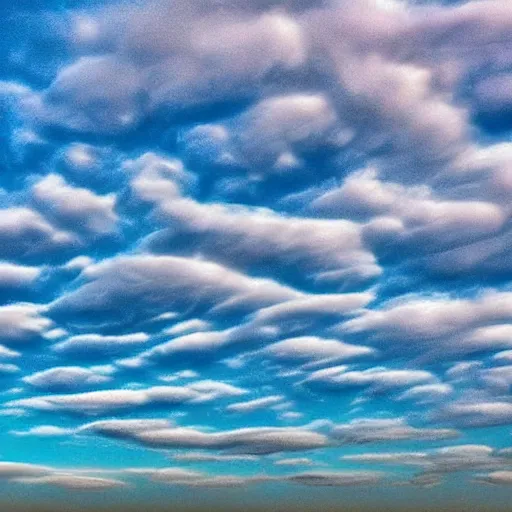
(1, 0, 512, 510)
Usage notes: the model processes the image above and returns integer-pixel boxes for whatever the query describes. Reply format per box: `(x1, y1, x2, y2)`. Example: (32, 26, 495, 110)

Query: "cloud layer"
(1, 0, 512, 507)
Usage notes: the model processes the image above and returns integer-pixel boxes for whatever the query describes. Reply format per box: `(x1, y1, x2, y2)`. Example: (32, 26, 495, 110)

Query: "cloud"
(341, 292, 512, 357)
(0, 462, 51, 479)
(344, 445, 509, 474)
(183, 380, 247, 402)
(494, 350, 512, 364)
(5, 0, 512, 503)
(63, 256, 94, 272)
(52, 332, 150, 356)
(314, 169, 505, 249)
(0, 345, 21, 358)
(0, 262, 41, 287)
(141, 330, 233, 362)
(396, 384, 453, 403)
(63, 143, 99, 171)
(159, 370, 200, 383)
(50, 255, 300, 328)
(417, 224, 512, 281)
(85, 419, 329, 455)
(303, 366, 435, 391)
(0, 459, 126, 491)
(249, 292, 374, 332)
(274, 458, 315, 466)
(34, 55, 144, 134)
(343, 452, 429, 466)
(285, 471, 384, 486)
(164, 319, 212, 336)
(200, 93, 340, 173)
(11, 425, 76, 437)
(262, 336, 375, 364)
(16, 474, 127, 490)
(171, 453, 258, 463)
(124, 152, 196, 204)
(140, 294, 376, 364)
(6, 380, 246, 414)
(312, 168, 506, 267)
(0, 363, 19, 374)
(128, 467, 269, 487)
(0, 303, 52, 344)
(32, 174, 118, 235)
(80, 419, 174, 439)
(137, 426, 329, 455)
(436, 401, 512, 428)
(226, 395, 284, 413)
(476, 471, 512, 486)
(22, 366, 112, 391)
(130, 466, 386, 488)
(330, 418, 459, 444)
(146, 198, 381, 290)
(0, 208, 75, 261)
(28, 3, 307, 134)
(131, 466, 385, 488)
(480, 365, 512, 391)
(174, 475, 268, 488)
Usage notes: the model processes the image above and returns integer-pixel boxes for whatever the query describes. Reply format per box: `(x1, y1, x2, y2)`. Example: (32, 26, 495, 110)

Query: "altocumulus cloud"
(1, 0, 512, 505)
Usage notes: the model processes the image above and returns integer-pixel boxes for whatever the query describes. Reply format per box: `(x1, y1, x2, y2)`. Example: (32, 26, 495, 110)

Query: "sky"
(0, 0, 512, 510)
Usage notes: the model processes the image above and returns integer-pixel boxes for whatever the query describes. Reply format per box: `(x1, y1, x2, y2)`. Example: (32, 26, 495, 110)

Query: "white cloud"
(0, 208, 75, 259)
(172, 453, 258, 463)
(0, 303, 52, 344)
(279, 411, 304, 421)
(274, 458, 315, 466)
(17, 474, 127, 490)
(159, 370, 199, 383)
(22, 366, 112, 391)
(330, 418, 458, 444)
(129, 467, 268, 487)
(12, 426, 76, 437)
(125, 153, 195, 203)
(0, 364, 19, 374)
(0, 262, 41, 287)
(147, 198, 381, 289)
(63, 256, 94, 271)
(7, 381, 246, 414)
(226, 395, 284, 413)
(227, 93, 339, 169)
(344, 444, 509, 474)
(52, 332, 149, 355)
(0, 345, 20, 358)
(81, 419, 173, 438)
(64, 143, 98, 170)
(476, 471, 512, 485)
(33, 5, 307, 134)
(494, 350, 512, 363)
(314, 168, 505, 260)
(164, 319, 212, 336)
(0, 462, 51, 479)
(252, 293, 374, 325)
(89, 421, 329, 455)
(263, 336, 374, 364)
(342, 292, 512, 357)
(304, 366, 435, 390)
(51, 255, 300, 327)
(438, 401, 512, 427)
(32, 174, 118, 235)
(396, 384, 453, 403)
(143, 330, 233, 361)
